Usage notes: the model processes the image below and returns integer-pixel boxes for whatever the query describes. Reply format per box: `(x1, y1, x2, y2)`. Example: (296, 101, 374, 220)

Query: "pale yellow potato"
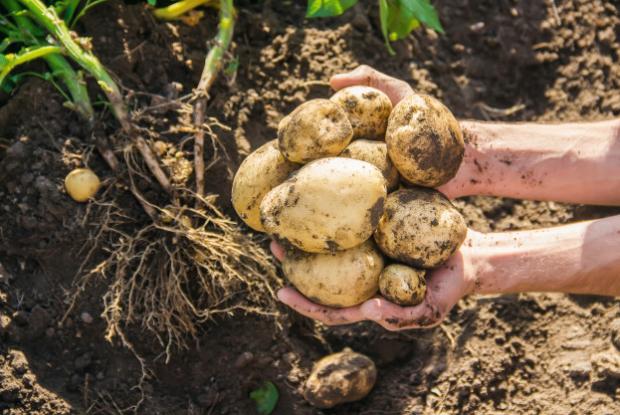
(330, 86, 392, 140)
(379, 264, 427, 306)
(260, 157, 387, 253)
(231, 140, 298, 232)
(278, 99, 353, 163)
(374, 188, 467, 268)
(340, 139, 399, 191)
(64, 168, 100, 202)
(282, 240, 384, 308)
(304, 348, 377, 408)
(386, 93, 464, 187)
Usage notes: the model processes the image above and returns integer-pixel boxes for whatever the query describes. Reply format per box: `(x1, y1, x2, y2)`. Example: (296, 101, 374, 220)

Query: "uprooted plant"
(1, 0, 280, 383)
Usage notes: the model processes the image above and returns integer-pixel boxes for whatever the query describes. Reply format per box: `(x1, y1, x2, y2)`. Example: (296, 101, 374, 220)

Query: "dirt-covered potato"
(282, 240, 384, 308)
(278, 99, 353, 163)
(374, 188, 467, 268)
(304, 348, 377, 408)
(379, 264, 427, 306)
(231, 140, 298, 231)
(260, 157, 387, 253)
(385, 93, 464, 187)
(340, 139, 399, 191)
(330, 86, 392, 140)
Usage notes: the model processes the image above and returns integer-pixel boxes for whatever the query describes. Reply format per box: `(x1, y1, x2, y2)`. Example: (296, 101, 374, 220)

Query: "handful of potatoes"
(232, 85, 467, 310)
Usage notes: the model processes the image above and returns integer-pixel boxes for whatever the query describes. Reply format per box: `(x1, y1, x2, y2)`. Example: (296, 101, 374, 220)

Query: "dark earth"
(2, 0, 620, 414)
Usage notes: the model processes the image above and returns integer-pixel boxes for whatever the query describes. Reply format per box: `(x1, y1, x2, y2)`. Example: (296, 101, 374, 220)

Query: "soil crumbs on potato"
(1, 0, 620, 414)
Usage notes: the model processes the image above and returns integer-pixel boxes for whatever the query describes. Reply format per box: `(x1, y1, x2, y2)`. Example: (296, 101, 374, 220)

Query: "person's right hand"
(330, 65, 414, 106)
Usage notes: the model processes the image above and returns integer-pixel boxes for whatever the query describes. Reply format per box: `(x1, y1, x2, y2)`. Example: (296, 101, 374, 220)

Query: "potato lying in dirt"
(374, 188, 467, 268)
(278, 99, 353, 163)
(231, 140, 298, 231)
(260, 157, 387, 253)
(304, 348, 377, 408)
(330, 86, 392, 140)
(282, 240, 384, 308)
(340, 139, 399, 191)
(386, 93, 464, 187)
(379, 264, 427, 306)
(64, 168, 101, 202)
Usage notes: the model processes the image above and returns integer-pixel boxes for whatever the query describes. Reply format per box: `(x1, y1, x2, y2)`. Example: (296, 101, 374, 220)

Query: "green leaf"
(250, 381, 279, 415)
(147, 0, 157, 6)
(0, 54, 8, 68)
(400, 0, 443, 33)
(384, 0, 421, 41)
(306, 0, 358, 18)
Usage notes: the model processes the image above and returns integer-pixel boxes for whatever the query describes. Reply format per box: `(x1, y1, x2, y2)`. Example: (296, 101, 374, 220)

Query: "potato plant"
(306, 0, 444, 53)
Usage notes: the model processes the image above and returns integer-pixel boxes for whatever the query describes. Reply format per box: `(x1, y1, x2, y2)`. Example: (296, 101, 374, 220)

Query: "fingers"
(277, 287, 366, 326)
(359, 296, 444, 331)
(329, 65, 414, 105)
(270, 240, 285, 262)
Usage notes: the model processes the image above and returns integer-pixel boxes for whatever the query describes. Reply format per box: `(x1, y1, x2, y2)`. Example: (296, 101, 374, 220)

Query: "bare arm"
(472, 214, 620, 296)
(441, 120, 620, 205)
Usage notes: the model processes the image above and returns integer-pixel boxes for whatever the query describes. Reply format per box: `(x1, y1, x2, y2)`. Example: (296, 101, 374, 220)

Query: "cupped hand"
(271, 233, 479, 331)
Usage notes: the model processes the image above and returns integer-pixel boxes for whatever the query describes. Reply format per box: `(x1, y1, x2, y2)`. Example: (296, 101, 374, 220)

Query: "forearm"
(470, 214, 620, 296)
(444, 119, 620, 205)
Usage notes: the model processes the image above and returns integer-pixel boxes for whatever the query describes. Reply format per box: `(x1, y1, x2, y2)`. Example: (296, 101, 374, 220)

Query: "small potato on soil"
(231, 139, 298, 232)
(374, 188, 467, 268)
(379, 264, 427, 306)
(64, 168, 100, 202)
(304, 348, 377, 408)
(330, 86, 392, 140)
(282, 240, 384, 308)
(278, 99, 353, 163)
(340, 139, 399, 191)
(260, 157, 387, 253)
(386, 93, 464, 187)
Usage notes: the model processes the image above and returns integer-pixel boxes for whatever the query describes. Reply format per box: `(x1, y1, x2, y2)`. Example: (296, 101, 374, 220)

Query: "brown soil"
(2, 0, 620, 414)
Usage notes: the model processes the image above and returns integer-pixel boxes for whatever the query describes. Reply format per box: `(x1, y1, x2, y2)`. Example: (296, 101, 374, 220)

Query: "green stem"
(193, 0, 235, 197)
(153, 0, 212, 20)
(0, 45, 61, 85)
(45, 54, 94, 120)
(196, 0, 234, 93)
(17, 0, 130, 131)
(2, 0, 93, 120)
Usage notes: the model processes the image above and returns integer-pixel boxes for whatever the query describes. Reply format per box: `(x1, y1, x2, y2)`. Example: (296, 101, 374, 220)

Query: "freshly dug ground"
(2, 0, 620, 414)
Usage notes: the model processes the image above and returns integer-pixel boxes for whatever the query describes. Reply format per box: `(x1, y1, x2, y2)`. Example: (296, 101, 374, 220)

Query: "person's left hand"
(270, 231, 480, 330)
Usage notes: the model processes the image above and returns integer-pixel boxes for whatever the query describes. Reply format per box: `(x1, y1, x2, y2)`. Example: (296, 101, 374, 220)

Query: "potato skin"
(340, 140, 399, 191)
(379, 264, 427, 306)
(64, 168, 100, 202)
(386, 93, 464, 187)
(282, 241, 384, 308)
(260, 157, 387, 253)
(231, 140, 298, 231)
(304, 348, 377, 408)
(330, 86, 392, 140)
(278, 99, 353, 163)
(374, 188, 467, 268)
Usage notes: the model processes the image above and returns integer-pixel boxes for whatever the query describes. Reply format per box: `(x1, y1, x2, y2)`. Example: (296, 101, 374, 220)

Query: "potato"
(374, 188, 467, 268)
(282, 240, 384, 308)
(231, 140, 298, 231)
(386, 93, 464, 187)
(340, 139, 399, 191)
(379, 264, 427, 306)
(64, 168, 100, 202)
(278, 99, 353, 163)
(330, 86, 392, 140)
(260, 157, 387, 253)
(304, 348, 377, 408)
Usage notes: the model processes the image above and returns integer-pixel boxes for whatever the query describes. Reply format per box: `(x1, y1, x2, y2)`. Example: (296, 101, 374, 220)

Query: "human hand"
(271, 230, 480, 331)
